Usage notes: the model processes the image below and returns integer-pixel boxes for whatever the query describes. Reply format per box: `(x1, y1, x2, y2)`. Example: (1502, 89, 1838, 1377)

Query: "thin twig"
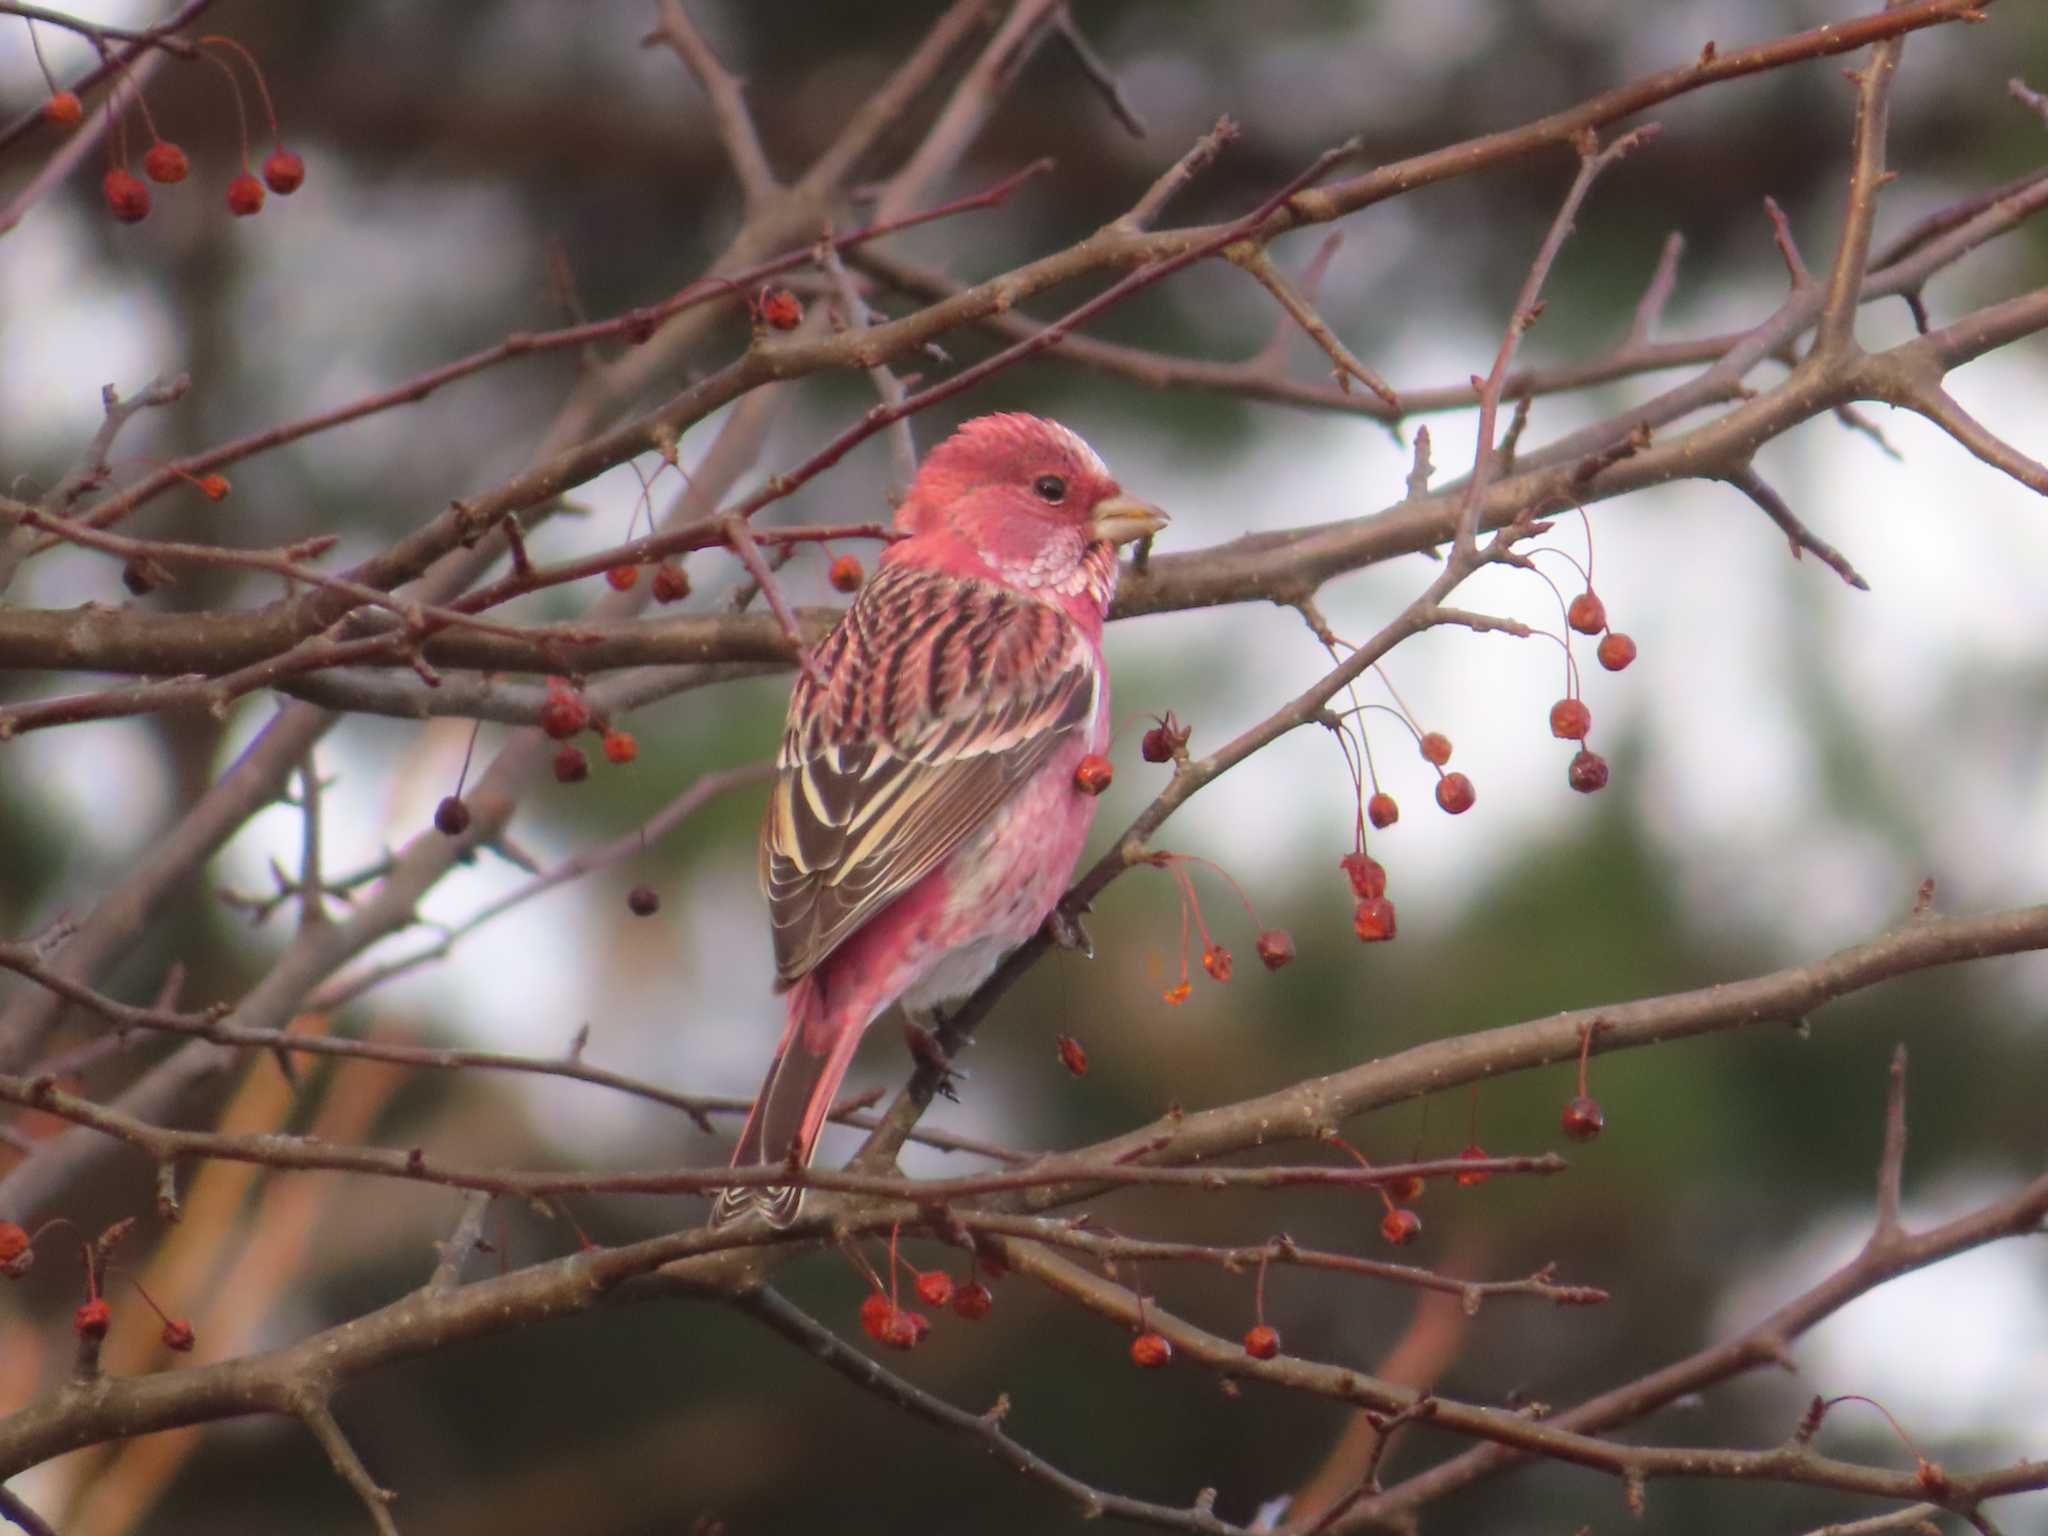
(1721, 467, 1871, 590)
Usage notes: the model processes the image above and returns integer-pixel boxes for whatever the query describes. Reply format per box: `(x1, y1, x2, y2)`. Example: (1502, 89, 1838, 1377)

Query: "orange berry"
(1388, 1173, 1424, 1203)
(226, 172, 265, 216)
(755, 287, 802, 330)
(1567, 591, 1606, 635)
(829, 554, 865, 593)
(1597, 631, 1637, 671)
(196, 473, 230, 501)
(1549, 698, 1591, 741)
(1380, 1207, 1421, 1245)
(1055, 1034, 1088, 1076)
(539, 688, 588, 739)
(914, 1271, 954, 1308)
(1073, 753, 1112, 796)
(45, 91, 84, 127)
(0, 1223, 26, 1263)
(605, 564, 640, 591)
(1161, 981, 1192, 1006)
(601, 729, 638, 765)
(1243, 1324, 1281, 1360)
(1129, 1331, 1173, 1368)
(143, 141, 189, 184)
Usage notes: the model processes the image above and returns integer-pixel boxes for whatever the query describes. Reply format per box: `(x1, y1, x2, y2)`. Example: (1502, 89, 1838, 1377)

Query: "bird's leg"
(899, 1006, 964, 1100)
(1046, 904, 1094, 959)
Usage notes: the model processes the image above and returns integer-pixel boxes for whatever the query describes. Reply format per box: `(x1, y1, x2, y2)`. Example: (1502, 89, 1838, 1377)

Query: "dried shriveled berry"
(143, 141, 189, 184)
(1161, 981, 1192, 1006)
(1388, 1173, 1424, 1204)
(539, 685, 589, 739)
(161, 1318, 196, 1352)
(1366, 792, 1399, 829)
(1055, 1034, 1088, 1076)
(756, 287, 802, 330)
(46, 91, 84, 127)
(879, 1308, 930, 1350)
(262, 147, 304, 194)
(1353, 896, 1396, 943)
(829, 554, 865, 593)
(226, 171, 265, 217)
(1243, 1324, 1281, 1360)
(1340, 851, 1387, 901)
(952, 1281, 993, 1320)
(651, 562, 691, 603)
(74, 1299, 111, 1338)
(1202, 944, 1233, 982)
(1549, 698, 1591, 741)
(1435, 772, 1476, 815)
(433, 796, 472, 837)
(1255, 929, 1295, 971)
(1597, 631, 1637, 671)
(602, 729, 638, 765)
(1561, 1094, 1605, 1141)
(1129, 1331, 1173, 1369)
(627, 885, 660, 917)
(605, 564, 640, 592)
(859, 1292, 892, 1342)
(1568, 749, 1609, 795)
(1419, 731, 1453, 766)
(914, 1271, 954, 1308)
(1140, 714, 1189, 763)
(553, 745, 590, 784)
(104, 168, 151, 223)
(196, 473, 230, 501)
(1455, 1144, 1491, 1187)
(1567, 591, 1606, 635)
(1379, 1207, 1421, 1246)
(1073, 754, 1113, 796)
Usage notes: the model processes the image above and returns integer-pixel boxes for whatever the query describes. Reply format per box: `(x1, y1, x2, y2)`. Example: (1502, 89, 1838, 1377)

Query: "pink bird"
(713, 414, 1166, 1227)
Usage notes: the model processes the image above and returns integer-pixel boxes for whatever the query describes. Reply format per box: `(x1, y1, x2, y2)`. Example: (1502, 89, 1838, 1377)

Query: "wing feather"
(759, 563, 1098, 985)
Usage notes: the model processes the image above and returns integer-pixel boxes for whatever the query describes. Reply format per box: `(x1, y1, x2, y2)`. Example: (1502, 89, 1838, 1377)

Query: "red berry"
(859, 1292, 892, 1341)
(433, 796, 471, 836)
(161, 1318, 196, 1352)
(952, 1281, 993, 1320)
(1340, 851, 1387, 901)
(0, 1223, 26, 1263)
(1243, 1324, 1281, 1360)
(1255, 929, 1295, 971)
(1561, 1094, 1605, 1141)
(1567, 591, 1606, 636)
(1161, 981, 1192, 1007)
(756, 287, 803, 330)
(1549, 697, 1591, 741)
(1455, 1144, 1491, 1187)
(627, 885, 660, 917)
(829, 554, 865, 593)
(262, 147, 305, 195)
(1567, 749, 1609, 795)
(601, 729, 638, 765)
(1073, 753, 1113, 796)
(1129, 1331, 1173, 1369)
(1055, 1034, 1088, 1076)
(74, 1298, 111, 1338)
(1353, 895, 1396, 943)
(539, 686, 588, 739)
(1388, 1173, 1424, 1204)
(143, 141, 189, 184)
(651, 562, 691, 603)
(605, 564, 640, 591)
(103, 168, 151, 223)
(1597, 631, 1637, 671)
(226, 172, 265, 217)
(1366, 791, 1399, 829)
(45, 91, 84, 127)
(1140, 714, 1189, 764)
(1419, 731, 1453, 766)
(1435, 772, 1476, 814)
(880, 1308, 930, 1350)
(1201, 943, 1233, 982)
(553, 745, 589, 784)
(196, 473, 231, 501)
(914, 1271, 954, 1308)
(1380, 1207, 1421, 1246)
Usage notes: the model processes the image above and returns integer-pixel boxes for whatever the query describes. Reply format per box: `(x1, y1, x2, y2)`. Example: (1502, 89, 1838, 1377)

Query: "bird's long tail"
(711, 975, 865, 1229)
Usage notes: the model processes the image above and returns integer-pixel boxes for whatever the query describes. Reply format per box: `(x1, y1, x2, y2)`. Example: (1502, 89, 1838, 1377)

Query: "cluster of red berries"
(857, 1260, 994, 1351)
(51, 35, 307, 225)
(750, 287, 803, 332)
(1, 1218, 195, 1352)
(535, 677, 639, 783)
(1147, 848, 1293, 1008)
(1363, 729, 1473, 829)
(1551, 588, 1638, 796)
(1341, 850, 1394, 943)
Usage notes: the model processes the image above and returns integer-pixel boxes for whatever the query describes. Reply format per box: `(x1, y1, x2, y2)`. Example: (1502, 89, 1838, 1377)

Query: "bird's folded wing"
(760, 564, 1099, 985)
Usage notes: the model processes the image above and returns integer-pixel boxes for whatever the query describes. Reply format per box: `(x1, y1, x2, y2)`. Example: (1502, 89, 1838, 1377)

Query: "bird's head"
(888, 414, 1167, 612)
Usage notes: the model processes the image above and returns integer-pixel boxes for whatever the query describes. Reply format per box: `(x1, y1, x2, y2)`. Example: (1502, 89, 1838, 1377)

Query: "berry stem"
(26, 19, 62, 93)
(198, 45, 253, 169)
(197, 33, 285, 143)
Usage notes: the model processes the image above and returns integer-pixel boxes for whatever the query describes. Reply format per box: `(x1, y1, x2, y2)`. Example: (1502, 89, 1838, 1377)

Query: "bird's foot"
(900, 1016, 966, 1100)
(1046, 905, 1094, 959)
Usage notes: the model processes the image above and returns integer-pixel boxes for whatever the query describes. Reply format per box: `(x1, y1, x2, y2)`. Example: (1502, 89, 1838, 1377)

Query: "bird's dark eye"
(1032, 474, 1067, 504)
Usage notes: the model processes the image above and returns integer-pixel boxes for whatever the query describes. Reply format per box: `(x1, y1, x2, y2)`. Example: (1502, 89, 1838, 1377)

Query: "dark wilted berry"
(553, 745, 590, 784)
(1455, 1144, 1491, 1187)
(651, 562, 691, 603)
(433, 796, 472, 836)
(1597, 631, 1637, 671)
(1140, 713, 1189, 764)
(1202, 943, 1233, 982)
(627, 885, 660, 917)
(1340, 851, 1387, 901)
(879, 1308, 930, 1350)
(161, 1318, 196, 1352)
(952, 1281, 993, 1320)
(1568, 749, 1609, 794)
(1549, 698, 1591, 741)
(74, 1298, 111, 1338)
(1387, 1173, 1424, 1204)
(1255, 929, 1295, 971)
(539, 685, 589, 739)
(1435, 772, 1476, 815)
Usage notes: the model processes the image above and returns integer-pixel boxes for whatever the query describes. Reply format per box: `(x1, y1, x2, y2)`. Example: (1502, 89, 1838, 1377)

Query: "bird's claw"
(1047, 906, 1094, 959)
(900, 1017, 966, 1100)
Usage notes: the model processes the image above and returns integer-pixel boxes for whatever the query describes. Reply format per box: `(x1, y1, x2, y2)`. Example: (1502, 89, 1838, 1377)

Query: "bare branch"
(646, 0, 778, 208)
(1721, 466, 1872, 590)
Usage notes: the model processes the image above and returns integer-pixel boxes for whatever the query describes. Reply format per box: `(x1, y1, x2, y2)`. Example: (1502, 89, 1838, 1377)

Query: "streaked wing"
(759, 561, 1099, 985)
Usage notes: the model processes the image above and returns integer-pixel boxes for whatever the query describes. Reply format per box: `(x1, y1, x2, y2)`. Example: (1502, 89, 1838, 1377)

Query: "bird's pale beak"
(1090, 494, 1169, 547)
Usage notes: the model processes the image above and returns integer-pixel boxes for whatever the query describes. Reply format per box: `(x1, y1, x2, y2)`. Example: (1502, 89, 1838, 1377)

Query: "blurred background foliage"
(2, 1, 2045, 1532)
